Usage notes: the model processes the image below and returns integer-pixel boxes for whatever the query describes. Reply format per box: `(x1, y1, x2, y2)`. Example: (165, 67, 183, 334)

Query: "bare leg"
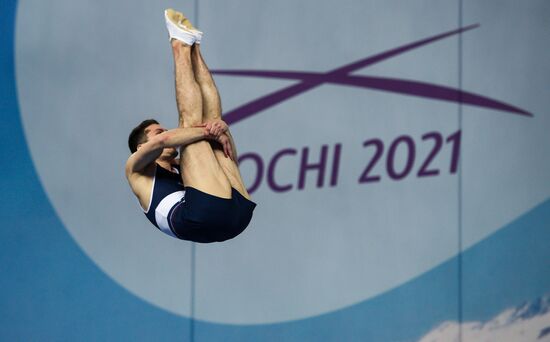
(191, 44, 251, 200)
(172, 40, 231, 199)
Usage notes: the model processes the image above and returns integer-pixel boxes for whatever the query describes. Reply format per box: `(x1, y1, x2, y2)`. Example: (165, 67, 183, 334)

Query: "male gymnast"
(125, 9, 256, 243)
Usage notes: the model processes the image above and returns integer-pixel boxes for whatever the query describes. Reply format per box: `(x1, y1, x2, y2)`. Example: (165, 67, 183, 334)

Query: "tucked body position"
(125, 9, 256, 243)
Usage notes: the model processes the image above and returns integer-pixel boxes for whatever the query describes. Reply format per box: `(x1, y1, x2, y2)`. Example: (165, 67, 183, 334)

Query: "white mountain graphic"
(418, 295, 550, 341)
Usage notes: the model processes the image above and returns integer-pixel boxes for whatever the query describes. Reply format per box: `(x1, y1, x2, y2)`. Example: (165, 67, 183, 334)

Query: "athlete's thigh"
(210, 143, 251, 200)
(179, 141, 232, 199)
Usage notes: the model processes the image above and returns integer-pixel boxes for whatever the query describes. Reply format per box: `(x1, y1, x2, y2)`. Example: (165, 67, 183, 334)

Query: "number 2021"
(358, 130, 461, 183)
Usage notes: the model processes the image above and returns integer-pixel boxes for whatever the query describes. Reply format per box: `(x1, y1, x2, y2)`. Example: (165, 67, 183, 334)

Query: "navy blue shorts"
(169, 187, 256, 243)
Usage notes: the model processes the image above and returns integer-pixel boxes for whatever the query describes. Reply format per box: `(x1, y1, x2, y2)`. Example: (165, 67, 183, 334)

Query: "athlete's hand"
(193, 121, 233, 159)
(204, 119, 228, 138)
(214, 133, 234, 160)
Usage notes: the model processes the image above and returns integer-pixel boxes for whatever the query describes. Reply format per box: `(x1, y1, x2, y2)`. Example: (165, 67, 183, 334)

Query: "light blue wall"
(1, 0, 549, 341)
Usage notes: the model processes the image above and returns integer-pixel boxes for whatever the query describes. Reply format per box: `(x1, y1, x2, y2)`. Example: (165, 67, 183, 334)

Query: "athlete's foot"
(165, 8, 203, 44)
(172, 9, 203, 44)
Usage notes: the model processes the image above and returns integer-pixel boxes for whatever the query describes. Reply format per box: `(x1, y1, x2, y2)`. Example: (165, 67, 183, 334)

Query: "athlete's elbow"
(151, 133, 170, 149)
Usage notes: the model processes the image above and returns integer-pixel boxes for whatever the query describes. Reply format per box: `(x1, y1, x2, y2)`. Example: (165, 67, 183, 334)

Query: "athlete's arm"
(126, 127, 205, 176)
(125, 137, 163, 177)
(163, 127, 235, 160)
(125, 127, 234, 176)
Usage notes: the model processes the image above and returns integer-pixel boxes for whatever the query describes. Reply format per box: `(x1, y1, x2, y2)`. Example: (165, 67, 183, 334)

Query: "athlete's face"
(144, 123, 178, 158)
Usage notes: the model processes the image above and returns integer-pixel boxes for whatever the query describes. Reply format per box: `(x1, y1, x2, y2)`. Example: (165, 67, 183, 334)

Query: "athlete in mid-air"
(125, 9, 256, 243)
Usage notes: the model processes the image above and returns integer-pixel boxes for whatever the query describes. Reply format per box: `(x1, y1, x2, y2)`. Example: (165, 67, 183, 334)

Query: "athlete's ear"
(136, 143, 143, 151)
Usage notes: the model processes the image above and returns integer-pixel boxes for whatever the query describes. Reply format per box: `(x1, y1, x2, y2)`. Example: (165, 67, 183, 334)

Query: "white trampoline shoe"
(176, 10, 203, 44)
(164, 8, 203, 45)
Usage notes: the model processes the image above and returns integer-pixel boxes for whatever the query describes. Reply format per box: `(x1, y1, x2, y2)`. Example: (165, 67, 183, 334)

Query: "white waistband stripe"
(155, 190, 186, 238)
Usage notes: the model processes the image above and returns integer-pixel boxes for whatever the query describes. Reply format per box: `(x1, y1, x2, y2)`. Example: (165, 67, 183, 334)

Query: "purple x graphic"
(212, 24, 532, 125)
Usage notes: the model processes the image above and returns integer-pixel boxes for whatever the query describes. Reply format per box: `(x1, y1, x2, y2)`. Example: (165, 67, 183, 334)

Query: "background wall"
(1, 0, 549, 341)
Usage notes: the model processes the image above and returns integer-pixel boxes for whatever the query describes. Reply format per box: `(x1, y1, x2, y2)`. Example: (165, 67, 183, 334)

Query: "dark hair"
(128, 119, 159, 153)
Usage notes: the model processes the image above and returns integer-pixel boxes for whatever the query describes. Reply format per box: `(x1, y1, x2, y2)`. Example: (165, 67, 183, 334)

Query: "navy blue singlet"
(144, 164, 185, 238)
(143, 164, 256, 243)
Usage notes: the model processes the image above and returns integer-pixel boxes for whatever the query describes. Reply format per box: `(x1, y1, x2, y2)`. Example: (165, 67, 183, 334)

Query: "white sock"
(191, 29, 203, 44)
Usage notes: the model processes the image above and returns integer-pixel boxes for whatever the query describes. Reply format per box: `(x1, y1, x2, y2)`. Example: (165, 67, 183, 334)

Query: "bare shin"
(172, 41, 203, 127)
(171, 41, 232, 198)
(191, 45, 251, 199)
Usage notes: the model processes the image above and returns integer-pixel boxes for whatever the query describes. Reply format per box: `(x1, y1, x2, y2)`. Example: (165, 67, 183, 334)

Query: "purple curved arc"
(219, 82, 320, 125)
(212, 24, 532, 124)
(213, 70, 530, 116)
(212, 70, 315, 81)
(333, 75, 531, 116)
